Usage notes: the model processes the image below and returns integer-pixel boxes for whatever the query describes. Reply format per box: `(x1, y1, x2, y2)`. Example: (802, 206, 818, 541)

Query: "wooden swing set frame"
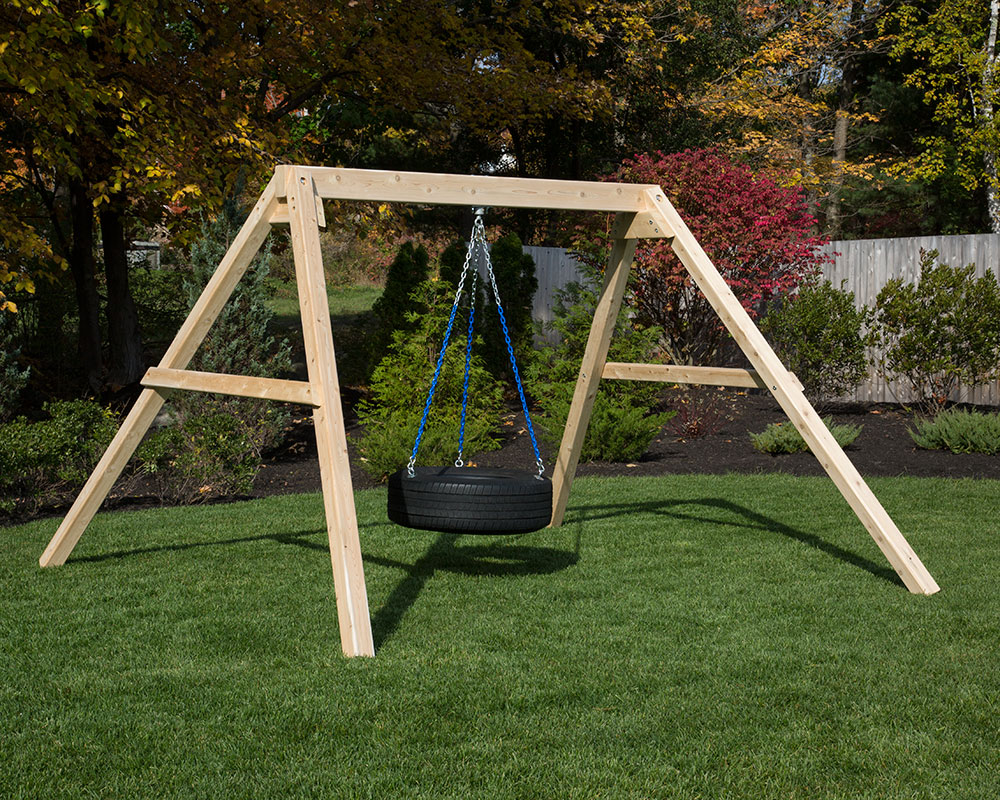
(39, 166, 940, 657)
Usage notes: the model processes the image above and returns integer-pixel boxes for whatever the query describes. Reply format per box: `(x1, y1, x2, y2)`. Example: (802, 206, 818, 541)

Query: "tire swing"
(387, 209, 552, 535)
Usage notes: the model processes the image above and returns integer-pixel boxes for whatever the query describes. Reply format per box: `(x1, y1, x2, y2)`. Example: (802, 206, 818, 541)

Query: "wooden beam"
(40, 176, 283, 568)
(142, 367, 315, 406)
(645, 193, 940, 595)
(550, 214, 638, 528)
(601, 362, 805, 391)
(285, 167, 663, 213)
(287, 168, 375, 657)
(603, 362, 765, 388)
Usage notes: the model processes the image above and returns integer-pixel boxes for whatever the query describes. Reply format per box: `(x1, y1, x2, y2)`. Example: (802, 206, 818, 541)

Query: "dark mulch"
(252, 391, 1000, 500)
(7, 391, 997, 529)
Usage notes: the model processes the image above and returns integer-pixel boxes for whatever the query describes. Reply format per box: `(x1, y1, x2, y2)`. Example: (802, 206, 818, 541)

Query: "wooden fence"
(526, 233, 1000, 406)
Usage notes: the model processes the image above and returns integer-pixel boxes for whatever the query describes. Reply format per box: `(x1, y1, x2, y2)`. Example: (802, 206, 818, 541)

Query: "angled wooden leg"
(645, 190, 939, 595)
(40, 177, 283, 568)
(287, 168, 374, 657)
(550, 213, 638, 527)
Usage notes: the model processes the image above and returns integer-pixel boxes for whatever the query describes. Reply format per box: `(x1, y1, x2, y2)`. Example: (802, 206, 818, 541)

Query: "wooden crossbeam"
(603, 362, 765, 389)
(601, 362, 805, 391)
(142, 367, 315, 406)
(279, 165, 663, 212)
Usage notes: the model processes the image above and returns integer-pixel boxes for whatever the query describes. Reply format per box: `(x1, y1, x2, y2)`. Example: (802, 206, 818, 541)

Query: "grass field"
(3, 474, 998, 798)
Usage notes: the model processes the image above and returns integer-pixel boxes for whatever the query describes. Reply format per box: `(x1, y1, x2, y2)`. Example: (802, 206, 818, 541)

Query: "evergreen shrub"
(525, 269, 673, 462)
(0, 400, 117, 516)
(761, 279, 869, 404)
(910, 408, 1000, 454)
(367, 242, 432, 368)
(870, 250, 1000, 414)
(749, 418, 862, 455)
(357, 280, 504, 481)
(440, 232, 537, 377)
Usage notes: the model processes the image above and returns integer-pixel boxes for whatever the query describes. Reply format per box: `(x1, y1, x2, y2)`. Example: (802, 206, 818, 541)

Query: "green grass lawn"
(3, 473, 998, 798)
(266, 278, 383, 321)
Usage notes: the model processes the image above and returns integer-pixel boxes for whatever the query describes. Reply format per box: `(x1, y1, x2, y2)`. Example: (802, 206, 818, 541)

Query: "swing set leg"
(550, 214, 638, 528)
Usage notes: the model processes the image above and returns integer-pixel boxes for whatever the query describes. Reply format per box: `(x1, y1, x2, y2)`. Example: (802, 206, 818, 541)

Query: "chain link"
(407, 216, 480, 477)
(407, 208, 545, 479)
(481, 224, 546, 477)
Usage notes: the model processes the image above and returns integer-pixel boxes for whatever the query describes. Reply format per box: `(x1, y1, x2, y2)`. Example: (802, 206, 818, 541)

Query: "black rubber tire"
(387, 466, 553, 534)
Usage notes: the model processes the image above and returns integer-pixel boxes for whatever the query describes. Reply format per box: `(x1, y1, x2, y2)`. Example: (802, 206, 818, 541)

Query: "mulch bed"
(253, 391, 1000, 499)
(7, 390, 996, 529)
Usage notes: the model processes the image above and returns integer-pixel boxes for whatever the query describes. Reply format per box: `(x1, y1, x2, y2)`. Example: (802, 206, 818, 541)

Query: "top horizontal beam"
(275, 166, 665, 212)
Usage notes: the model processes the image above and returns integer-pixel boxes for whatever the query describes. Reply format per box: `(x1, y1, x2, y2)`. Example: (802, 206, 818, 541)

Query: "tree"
(573, 149, 829, 365)
(0, 0, 373, 391)
(886, 0, 1000, 232)
(695, 0, 891, 237)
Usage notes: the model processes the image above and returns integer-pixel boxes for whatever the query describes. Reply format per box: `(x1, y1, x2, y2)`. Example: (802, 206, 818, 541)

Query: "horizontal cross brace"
(602, 362, 803, 391)
(275, 166, 666, 213)
(142, 367, 316, 406)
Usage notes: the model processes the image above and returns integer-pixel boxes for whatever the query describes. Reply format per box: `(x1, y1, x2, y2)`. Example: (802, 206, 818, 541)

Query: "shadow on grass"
(71, 523, 578, 652)
(365, 534, 579, 651)
(567, 497, 904, 589)
(69, 529, 328, 564)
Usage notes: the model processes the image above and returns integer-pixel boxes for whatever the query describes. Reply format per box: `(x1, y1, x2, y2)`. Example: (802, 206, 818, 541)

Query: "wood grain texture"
(287, 168, 375, 656)
(141, 367, 315, 406)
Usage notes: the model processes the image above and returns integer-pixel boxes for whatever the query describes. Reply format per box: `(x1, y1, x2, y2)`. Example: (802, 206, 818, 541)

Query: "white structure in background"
(527, 233, 1000, 406)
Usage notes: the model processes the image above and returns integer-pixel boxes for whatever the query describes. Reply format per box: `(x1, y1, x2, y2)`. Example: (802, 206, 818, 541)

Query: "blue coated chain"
(483, 250, 545, 477)
(456, 268, 479, 466)
(407, 227, 477, 477)
(407, 209, 544, 479)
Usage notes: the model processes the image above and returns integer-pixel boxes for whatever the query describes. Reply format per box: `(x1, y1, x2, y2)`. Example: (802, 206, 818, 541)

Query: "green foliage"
(184, 210, 292, 387)
(0, 309, 29, 421)
(357, 280, 504, 481)
(750, 418, 863, 455)
(910, 408, 1000, 454)
(368, 242, 432, 368)
(0, 400, 117, 516)
(127, 208, 294, 503)
(761, 280, 869, 404)
(130, 266, 188, 341)
(526, 267, 672, 462)
(177, 208, 292, 453)
(870, 250, 1000, 414)
(133, 412, 263, 503)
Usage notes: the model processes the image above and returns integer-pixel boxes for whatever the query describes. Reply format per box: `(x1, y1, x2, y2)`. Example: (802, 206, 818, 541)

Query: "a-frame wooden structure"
(40, 167, 940, 657)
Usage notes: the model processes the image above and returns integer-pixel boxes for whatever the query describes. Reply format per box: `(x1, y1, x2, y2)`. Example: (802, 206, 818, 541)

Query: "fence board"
(819, 233, 1000, 406)
(526, 234, 1000, 406)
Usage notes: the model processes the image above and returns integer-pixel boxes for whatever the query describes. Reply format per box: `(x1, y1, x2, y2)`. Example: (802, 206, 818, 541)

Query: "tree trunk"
(99, 201, 145, 388)
(986, 152, 1000, 234)
(68, 179, 103, 394)
(982, 0, 1000, 232)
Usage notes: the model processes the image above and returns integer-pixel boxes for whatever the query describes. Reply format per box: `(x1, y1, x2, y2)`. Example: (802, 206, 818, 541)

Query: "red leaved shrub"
(572, 149, 831, 365)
